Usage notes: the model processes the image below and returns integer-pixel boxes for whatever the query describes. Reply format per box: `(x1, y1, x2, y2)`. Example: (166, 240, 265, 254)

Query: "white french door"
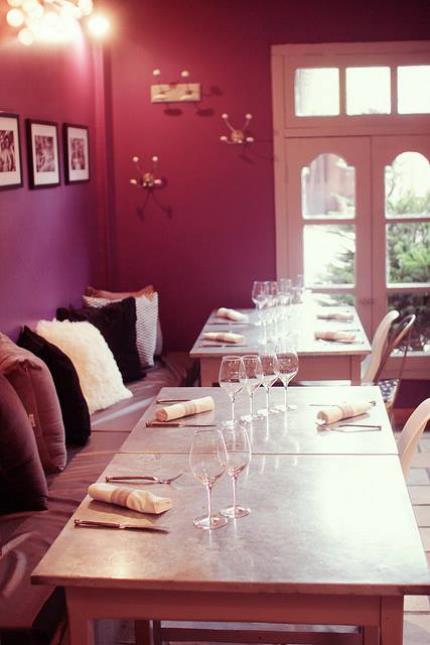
(285, 137, 373, 330)
(284, 135, 430, 356)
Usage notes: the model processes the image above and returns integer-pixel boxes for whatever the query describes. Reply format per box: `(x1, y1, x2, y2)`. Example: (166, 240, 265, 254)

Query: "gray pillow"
(0, 333, 66, 474)
(0, 373, 48, 513)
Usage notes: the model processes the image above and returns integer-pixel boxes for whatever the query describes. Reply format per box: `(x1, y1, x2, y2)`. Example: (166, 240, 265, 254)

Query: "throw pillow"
(36, 320, 132, 415)
(56, 297, 141, 383)
(83, 292, 159, 368)
(0, 333, 67, 474)
(0, 373, 48, 514)
(84, 285, 163, 356)
(18, 326, 91, 446)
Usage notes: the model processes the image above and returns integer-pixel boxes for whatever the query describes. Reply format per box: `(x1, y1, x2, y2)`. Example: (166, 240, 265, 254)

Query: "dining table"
(189, 305, 371, 386)
(119, 385, 398, 456)
(32, 450, 430, 645)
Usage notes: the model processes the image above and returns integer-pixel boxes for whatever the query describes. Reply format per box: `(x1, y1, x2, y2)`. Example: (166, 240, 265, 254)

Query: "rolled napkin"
(202, 332, 245, 344)
(317, 401, 374, 425)
(156, 396, 215, 422)
(216, 307, 249, 322)
(88, 483, 172, 514)
(314, 330, 356, 343)
(317, 312, 354, 322)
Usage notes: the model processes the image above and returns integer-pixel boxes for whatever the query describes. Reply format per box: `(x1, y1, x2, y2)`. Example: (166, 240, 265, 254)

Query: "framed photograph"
(0, 113, 23, 190)
(26, 119, 60, 188)
(63, 124, 90, 183)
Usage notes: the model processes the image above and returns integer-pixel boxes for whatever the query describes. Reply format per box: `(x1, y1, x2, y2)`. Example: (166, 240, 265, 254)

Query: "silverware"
(105, 473, 183, 485)
(146, 422, 216, 428)
(309, 401, 376, 407)
(74, 519, 169, 532)
(337, 423, 382, 430)
(156, 399, 191, 403)
(200, 344, 248, 348)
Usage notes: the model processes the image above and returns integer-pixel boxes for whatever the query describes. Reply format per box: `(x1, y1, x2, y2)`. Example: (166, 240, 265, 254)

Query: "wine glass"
(240, 354, 263, 419)
(276, 340, 299, 411)
(251, 281, 268, 326)
(218, 356, 246, 426)
(258, 347, 279, 416)
(189, 428, 228, 530)
(221, 423, 252, 519)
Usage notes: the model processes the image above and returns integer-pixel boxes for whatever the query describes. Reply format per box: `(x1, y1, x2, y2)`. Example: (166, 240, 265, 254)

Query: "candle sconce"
(130, 155, 164, 189)
(151, 69, 201, 103)
(219, 113, 254, 145)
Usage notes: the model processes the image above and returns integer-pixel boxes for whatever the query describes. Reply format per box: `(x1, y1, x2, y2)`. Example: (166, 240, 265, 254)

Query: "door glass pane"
(386, 222, 430, 284)
(313, 292, 355, 306)
(295, 68, 339, 116)
(346, 67, 391, 115)
(304, 224, 355, 286)
(385, 152, 430, 218)
(302, 153, 355, 219)
(388, 293, 430, 353)
(398, 66, 430, 114)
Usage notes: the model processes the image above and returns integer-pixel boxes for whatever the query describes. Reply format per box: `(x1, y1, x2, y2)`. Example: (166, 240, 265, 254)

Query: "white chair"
(397, 398, 430, 476)
(360, 310, 400, 384)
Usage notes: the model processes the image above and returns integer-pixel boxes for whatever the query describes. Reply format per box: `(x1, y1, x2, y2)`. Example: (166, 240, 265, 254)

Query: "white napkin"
(88, 483, 172, 514)
(203, 332, 245, 344)
(314, 330, 356, 343)
(317, 401, 373, 425)
(156, 396, 215, 422)
(216, 307, 248, 322)
(317, 312, 353, 322)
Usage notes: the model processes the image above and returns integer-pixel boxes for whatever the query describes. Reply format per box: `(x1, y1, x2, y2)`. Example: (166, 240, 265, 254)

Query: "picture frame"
(63, 124, 90, 184)
(26, 119, 60, 188)
(0, 113, 23, 190)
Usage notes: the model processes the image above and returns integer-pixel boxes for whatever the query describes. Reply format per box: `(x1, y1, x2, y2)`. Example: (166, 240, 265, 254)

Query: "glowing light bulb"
(78, 0, 93, 15)
(132, 156, 139, 163)
(87, 13, 110, 38)
(6, 8, 25, 27)
(17, 27, 34, 45)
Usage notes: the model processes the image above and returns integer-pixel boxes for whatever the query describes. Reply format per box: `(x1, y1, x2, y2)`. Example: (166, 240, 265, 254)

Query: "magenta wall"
(107, 0, 430, 350)
(0, 22, 97, 339)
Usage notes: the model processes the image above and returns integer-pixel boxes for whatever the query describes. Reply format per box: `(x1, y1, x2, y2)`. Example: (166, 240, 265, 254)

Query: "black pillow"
(18, 326, 91, 446)
(0, 373, 48, 514)
(56, 297, 141, 383)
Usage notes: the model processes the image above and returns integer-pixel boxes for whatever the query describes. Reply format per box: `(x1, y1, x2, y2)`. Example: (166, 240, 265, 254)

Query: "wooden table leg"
(135, 620, 153, 645)
(380, 597, 403, 645)
(67, 601, 95, 644)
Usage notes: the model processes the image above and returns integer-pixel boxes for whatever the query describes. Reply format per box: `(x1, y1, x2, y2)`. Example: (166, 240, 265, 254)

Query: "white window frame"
(271, 41, 430, 378)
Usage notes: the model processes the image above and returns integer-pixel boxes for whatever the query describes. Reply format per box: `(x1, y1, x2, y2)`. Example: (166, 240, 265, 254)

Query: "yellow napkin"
(156, 396, 215, 422)
(203, 332, 245, 344)
(315, 330, 356, 343)
(88, 483, 172, 514)
(216, 307, 248, 322)
(317, 401, 373, 425)
(317, 312, 353, 322)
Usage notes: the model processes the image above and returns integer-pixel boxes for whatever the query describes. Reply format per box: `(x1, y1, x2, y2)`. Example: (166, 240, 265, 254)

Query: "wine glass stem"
(206, 483, 213, 521)
(249, 393, 253, 416)
(232, 475, 238, 510)
(231, 396, 236, 423)
(284, 385, 288, 410)
(265, 387, 269, 413)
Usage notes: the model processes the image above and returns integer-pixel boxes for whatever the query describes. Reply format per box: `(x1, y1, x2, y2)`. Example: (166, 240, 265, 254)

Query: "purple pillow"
(0, 333, 66, 474)
(0, 373, 48, 514)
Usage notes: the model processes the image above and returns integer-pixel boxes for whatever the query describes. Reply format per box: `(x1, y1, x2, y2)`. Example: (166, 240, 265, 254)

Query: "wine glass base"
(256, 408, 269, 417)
(220, 505, 250, 519)
(220, 419, 235, 428)
(193, 514, 228, 530)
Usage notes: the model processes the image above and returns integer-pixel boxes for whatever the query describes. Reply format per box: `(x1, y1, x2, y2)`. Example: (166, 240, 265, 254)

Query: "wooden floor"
(73, 433, 430, 645)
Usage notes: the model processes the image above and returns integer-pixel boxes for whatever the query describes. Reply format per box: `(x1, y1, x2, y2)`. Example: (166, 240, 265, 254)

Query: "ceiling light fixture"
(5, 0, 99, 45)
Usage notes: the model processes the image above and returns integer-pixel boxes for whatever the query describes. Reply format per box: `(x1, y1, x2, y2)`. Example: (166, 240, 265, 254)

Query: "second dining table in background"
(190, 305, 371, 386)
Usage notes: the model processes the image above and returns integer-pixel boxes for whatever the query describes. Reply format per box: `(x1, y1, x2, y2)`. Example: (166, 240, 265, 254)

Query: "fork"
(105, 473, 184, 485)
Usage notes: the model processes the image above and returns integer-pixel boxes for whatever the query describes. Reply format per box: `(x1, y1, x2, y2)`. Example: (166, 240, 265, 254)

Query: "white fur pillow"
(83, 293, 158, 368)
(36, 320, 132, 414)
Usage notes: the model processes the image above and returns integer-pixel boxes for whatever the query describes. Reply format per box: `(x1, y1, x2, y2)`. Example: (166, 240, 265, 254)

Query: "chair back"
(398, 398, 430, 476)
(374, 313, 416, 384)
(361, 310, 399, 384)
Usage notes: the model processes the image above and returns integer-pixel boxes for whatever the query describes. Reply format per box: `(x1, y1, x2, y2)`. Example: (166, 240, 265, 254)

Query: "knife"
(74, 519, 169, 532)
(146, 422, 216, 428)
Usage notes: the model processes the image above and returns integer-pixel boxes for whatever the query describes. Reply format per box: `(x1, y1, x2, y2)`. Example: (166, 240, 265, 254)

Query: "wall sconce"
(130, 155, 164, 189)
(150, 69, 201, 103)
(219, 113, 254, 145)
